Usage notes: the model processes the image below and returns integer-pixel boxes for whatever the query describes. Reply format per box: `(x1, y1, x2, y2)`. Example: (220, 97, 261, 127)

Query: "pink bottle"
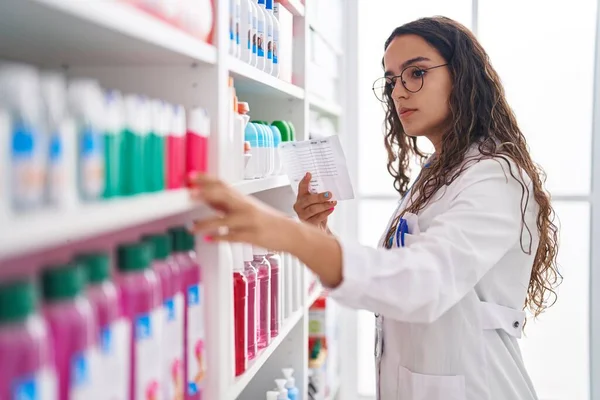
(169, 227, 205, 400)
(252, 246, 271, 349)
(79, 252, 130, 400)
(186, 107, 210, 175)
(232, 257, 248, 377)
(242, 245, 258, 360)
(42, 263, 97, 400)
(0, 279, 57, 399)
(266, 251, 281, 338)
(143, 233, 184, 400)
(167, 105, 187, 190)
(117, 241, 162, 400)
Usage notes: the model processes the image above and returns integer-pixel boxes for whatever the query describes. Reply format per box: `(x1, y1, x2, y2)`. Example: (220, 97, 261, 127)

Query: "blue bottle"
(282, 368, 298, 400)
(269, 125, 282, 175)
(244, 122, 259, 179)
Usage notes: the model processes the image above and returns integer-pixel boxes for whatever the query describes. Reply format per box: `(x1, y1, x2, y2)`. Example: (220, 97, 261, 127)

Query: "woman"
(190, 16, 560, 400)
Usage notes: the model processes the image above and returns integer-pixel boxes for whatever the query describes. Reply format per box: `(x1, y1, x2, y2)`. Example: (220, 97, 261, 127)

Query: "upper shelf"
(309, 94, 343, 117)
(0, 176, 290, 260)
(0, 0, 217, 66)
(228, 56, 305, 100)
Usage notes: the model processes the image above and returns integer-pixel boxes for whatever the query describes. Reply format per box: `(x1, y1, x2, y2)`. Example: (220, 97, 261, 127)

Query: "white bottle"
(229, 0, 237, 55)
(265, 125, 274, 177)
(235, 0, 242, 58)
(259, 0, 273, 74)
(274, 379, 288, 400)
(267, 0, 280, 77)
(254, 0, 266, 71)
(250, 0, 259, 66)
(240, 0, 253, 63)
(266, 391, 278, 400)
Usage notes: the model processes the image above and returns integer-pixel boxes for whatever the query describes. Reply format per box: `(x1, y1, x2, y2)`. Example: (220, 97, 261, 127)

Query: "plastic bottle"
(272, 120, 291, 143)
(121, 95, 144, 196)
(254, 0, 266, 71)
(260, 0, 274, 74)
(146, 100, 167, 193)
(0, 107, 9, 222)
(167, 105, 187, 190)
(267, 0, 280, 78)
(250, 0, 259, 66)
(169, 227, 205, 399)
(244, 122, 259, 180)
(269, 125, 282, 175)
(0, 62, 46, 211)
(287, 121, 296, 141)
(282, 368, 299, 400)
(0, 279, 57, 400)
(68, 79, 105, 201)
(78, 252, 129, 400)
(187, 107, 210, 175)
(265, 124, 274, 176)
(102, 91, 124, 198)
(266, 391, 279, 400)
(266, 251, 281, 337)
(252, 246, 271, 349)
(143, 233, 184, 400)
(233, 250, 248, 377)
(240, 0, 252, 63)
(117, 241, 162, 400)
(235, 0, 242, 58)
(254, 123, 273, 177)
(274, 379, 288, 400)
(253, 123, 266, 178)
(42, 262, 97, 400)
(242, 245, 258, 360)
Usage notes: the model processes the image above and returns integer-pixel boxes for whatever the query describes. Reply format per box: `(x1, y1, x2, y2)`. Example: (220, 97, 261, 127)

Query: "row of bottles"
(0, 227, 205, 400)
(0, 61, 210, 220)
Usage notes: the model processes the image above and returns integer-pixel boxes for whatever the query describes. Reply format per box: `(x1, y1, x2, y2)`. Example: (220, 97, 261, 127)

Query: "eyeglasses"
(372, 63, 448, 103)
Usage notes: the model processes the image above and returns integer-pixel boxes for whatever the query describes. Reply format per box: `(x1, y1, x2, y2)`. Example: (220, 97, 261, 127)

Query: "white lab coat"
(329, 150, 539, 400)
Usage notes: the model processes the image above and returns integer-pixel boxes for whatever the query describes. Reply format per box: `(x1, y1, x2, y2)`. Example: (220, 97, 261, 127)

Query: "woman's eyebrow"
(384, 56, 432, 76)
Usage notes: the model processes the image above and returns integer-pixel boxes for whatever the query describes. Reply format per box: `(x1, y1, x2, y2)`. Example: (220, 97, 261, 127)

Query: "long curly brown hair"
(381, 17, 561, 318)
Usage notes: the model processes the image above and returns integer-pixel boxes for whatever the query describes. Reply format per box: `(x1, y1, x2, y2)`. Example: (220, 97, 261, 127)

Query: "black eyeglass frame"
(372, 63, 449, 102)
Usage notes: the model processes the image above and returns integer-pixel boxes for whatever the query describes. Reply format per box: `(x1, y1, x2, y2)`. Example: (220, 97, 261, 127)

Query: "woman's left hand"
(189, 173, 295, 251)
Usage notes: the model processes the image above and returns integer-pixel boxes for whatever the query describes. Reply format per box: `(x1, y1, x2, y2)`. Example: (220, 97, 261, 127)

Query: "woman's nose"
(392, 80, 409, 100)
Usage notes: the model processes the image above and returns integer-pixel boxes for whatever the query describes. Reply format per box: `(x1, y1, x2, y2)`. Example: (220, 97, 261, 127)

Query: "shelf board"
(279, 0, 305, 17)
(0, 177, 290, 260)
(0, 0, 217, 66)
(228, 307, 304, 399)
(309, 94, 343, 117)
(228, 56, 305, 100)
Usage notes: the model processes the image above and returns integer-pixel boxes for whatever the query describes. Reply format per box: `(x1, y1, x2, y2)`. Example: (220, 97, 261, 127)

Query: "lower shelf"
(228, 307, 304, 399)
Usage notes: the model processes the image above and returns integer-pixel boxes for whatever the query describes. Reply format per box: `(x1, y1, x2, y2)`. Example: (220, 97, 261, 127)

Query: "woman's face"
(383, 34, 452, 147)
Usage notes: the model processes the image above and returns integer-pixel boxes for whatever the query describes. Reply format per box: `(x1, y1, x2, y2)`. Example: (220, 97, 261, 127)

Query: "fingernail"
(324, 192, 330, 198)
(204, 236, 213, 243)
(329, 207, 335, 211)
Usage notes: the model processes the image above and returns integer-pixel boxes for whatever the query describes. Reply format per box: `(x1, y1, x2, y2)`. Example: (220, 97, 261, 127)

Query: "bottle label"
(235, 2, 240, 45)
(99, 319, 131, 400)
(186, 284, 205, 395)
(69, 350, 97, 400)
(252, 16, 258, 54)
(12, 369, 57, 400)
(135, 309, 163, 400)
(229, 0, 234, 40)
(80, 125, 104, 197)
(267, 24, 273, 60)
(164, 293, 184, 400)
(11, 119, 44, 206)
(258, 20, 265, 57)
(247, 12, 252, 50)
(273, 28, 279, 64)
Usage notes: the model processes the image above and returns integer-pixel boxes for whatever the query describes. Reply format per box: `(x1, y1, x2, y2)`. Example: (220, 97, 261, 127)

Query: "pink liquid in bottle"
(233, 264, 248, 377)
(167, 105, 187, 190)
(266, 251, 281, 338)
(42, 263, 96, 400)
(252, 246, 271, 349)
(143, 233, 184, 400)
(186, 107, 210, 175)
(0, 279, 56, 400)
(242, 245, 257, 360)
(169, 227, 204, 400)
(117, 241, 162, 400)
(79, 252, 129, 400)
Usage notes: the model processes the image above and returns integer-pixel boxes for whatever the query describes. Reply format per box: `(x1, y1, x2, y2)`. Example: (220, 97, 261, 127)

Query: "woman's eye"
(412, 69, 426, 78)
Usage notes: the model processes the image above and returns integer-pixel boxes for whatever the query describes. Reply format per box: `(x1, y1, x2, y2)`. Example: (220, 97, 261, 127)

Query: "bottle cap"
(169, 227, 196, 252)
(116, 242, 152, 273)
(266, 391, 279, 400)
(245, 123, 259, 147)
(149, 99, 169, 137)
(40, 71, 67, 125)
(0, 279, 37, 324)
(143, 234, 171, 260)
(270, 125, 281, 147)
(171, 104, 187, 138)
(282, 367, 294, 379)
(266, 0, 273, 9)
(231, 243, 244, 272)
(271, 120, 291, 142)
(188, 107, 206, 135)
(238, 102, 250, 115)
(287, 121, 296, 140)
(274, 379, 287, 399)
(105, 90, 124, 135)
(253, 246, 267, 256)
(77, 252, 110, 284)
(41, 262, 85, 302)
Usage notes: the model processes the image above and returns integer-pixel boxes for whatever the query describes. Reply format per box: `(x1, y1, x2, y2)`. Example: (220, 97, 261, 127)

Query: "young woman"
(190, 16, 560, 400)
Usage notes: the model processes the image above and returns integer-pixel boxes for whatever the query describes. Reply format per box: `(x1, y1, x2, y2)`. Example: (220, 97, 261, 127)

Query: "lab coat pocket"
(397, 365, 466, 400)
(394, 212, 421, 249)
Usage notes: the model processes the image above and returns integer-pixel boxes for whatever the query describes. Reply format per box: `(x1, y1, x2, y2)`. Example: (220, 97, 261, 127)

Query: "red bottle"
(233, 264, 248, 376)
(167, 104, 187, 189)
(186, 107, 210, 175)
(242, 245, 258, 360)
(266, 250, 281, 338)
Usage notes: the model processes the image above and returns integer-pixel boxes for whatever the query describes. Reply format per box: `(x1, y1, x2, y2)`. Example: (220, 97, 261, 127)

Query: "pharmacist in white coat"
(190, 16, 560, 400)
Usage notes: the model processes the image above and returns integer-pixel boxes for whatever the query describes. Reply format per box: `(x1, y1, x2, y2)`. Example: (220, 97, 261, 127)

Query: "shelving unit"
(0, 0, 345, 399)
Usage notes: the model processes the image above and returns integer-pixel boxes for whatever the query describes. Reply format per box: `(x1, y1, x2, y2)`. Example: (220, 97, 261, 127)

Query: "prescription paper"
(279, 135, 355, 201)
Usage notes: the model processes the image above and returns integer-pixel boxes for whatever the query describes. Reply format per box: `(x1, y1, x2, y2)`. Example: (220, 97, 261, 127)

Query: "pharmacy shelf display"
(0, 0, 344, 400)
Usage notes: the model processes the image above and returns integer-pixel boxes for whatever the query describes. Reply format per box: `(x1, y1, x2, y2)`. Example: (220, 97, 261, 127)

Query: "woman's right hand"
(293, 172, 337, 230)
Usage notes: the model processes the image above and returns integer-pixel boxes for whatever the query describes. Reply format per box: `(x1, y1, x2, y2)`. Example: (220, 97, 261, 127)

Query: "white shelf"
(280, 0, 305, 17)
(228, 56, 305, 100)
(0, 0, 217, 66)
(309, 94, 343, 117)
(0, 177, 290, 260)
(228, 307, 304, 399)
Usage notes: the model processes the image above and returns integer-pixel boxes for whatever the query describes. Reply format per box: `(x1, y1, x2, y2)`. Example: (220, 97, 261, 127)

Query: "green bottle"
(287, 121, 296, 141)
(103, 91, 124, 198)
(121, 96, 145, 196)
(272, 120, 292, 142)
(145, 101, 166, 192)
